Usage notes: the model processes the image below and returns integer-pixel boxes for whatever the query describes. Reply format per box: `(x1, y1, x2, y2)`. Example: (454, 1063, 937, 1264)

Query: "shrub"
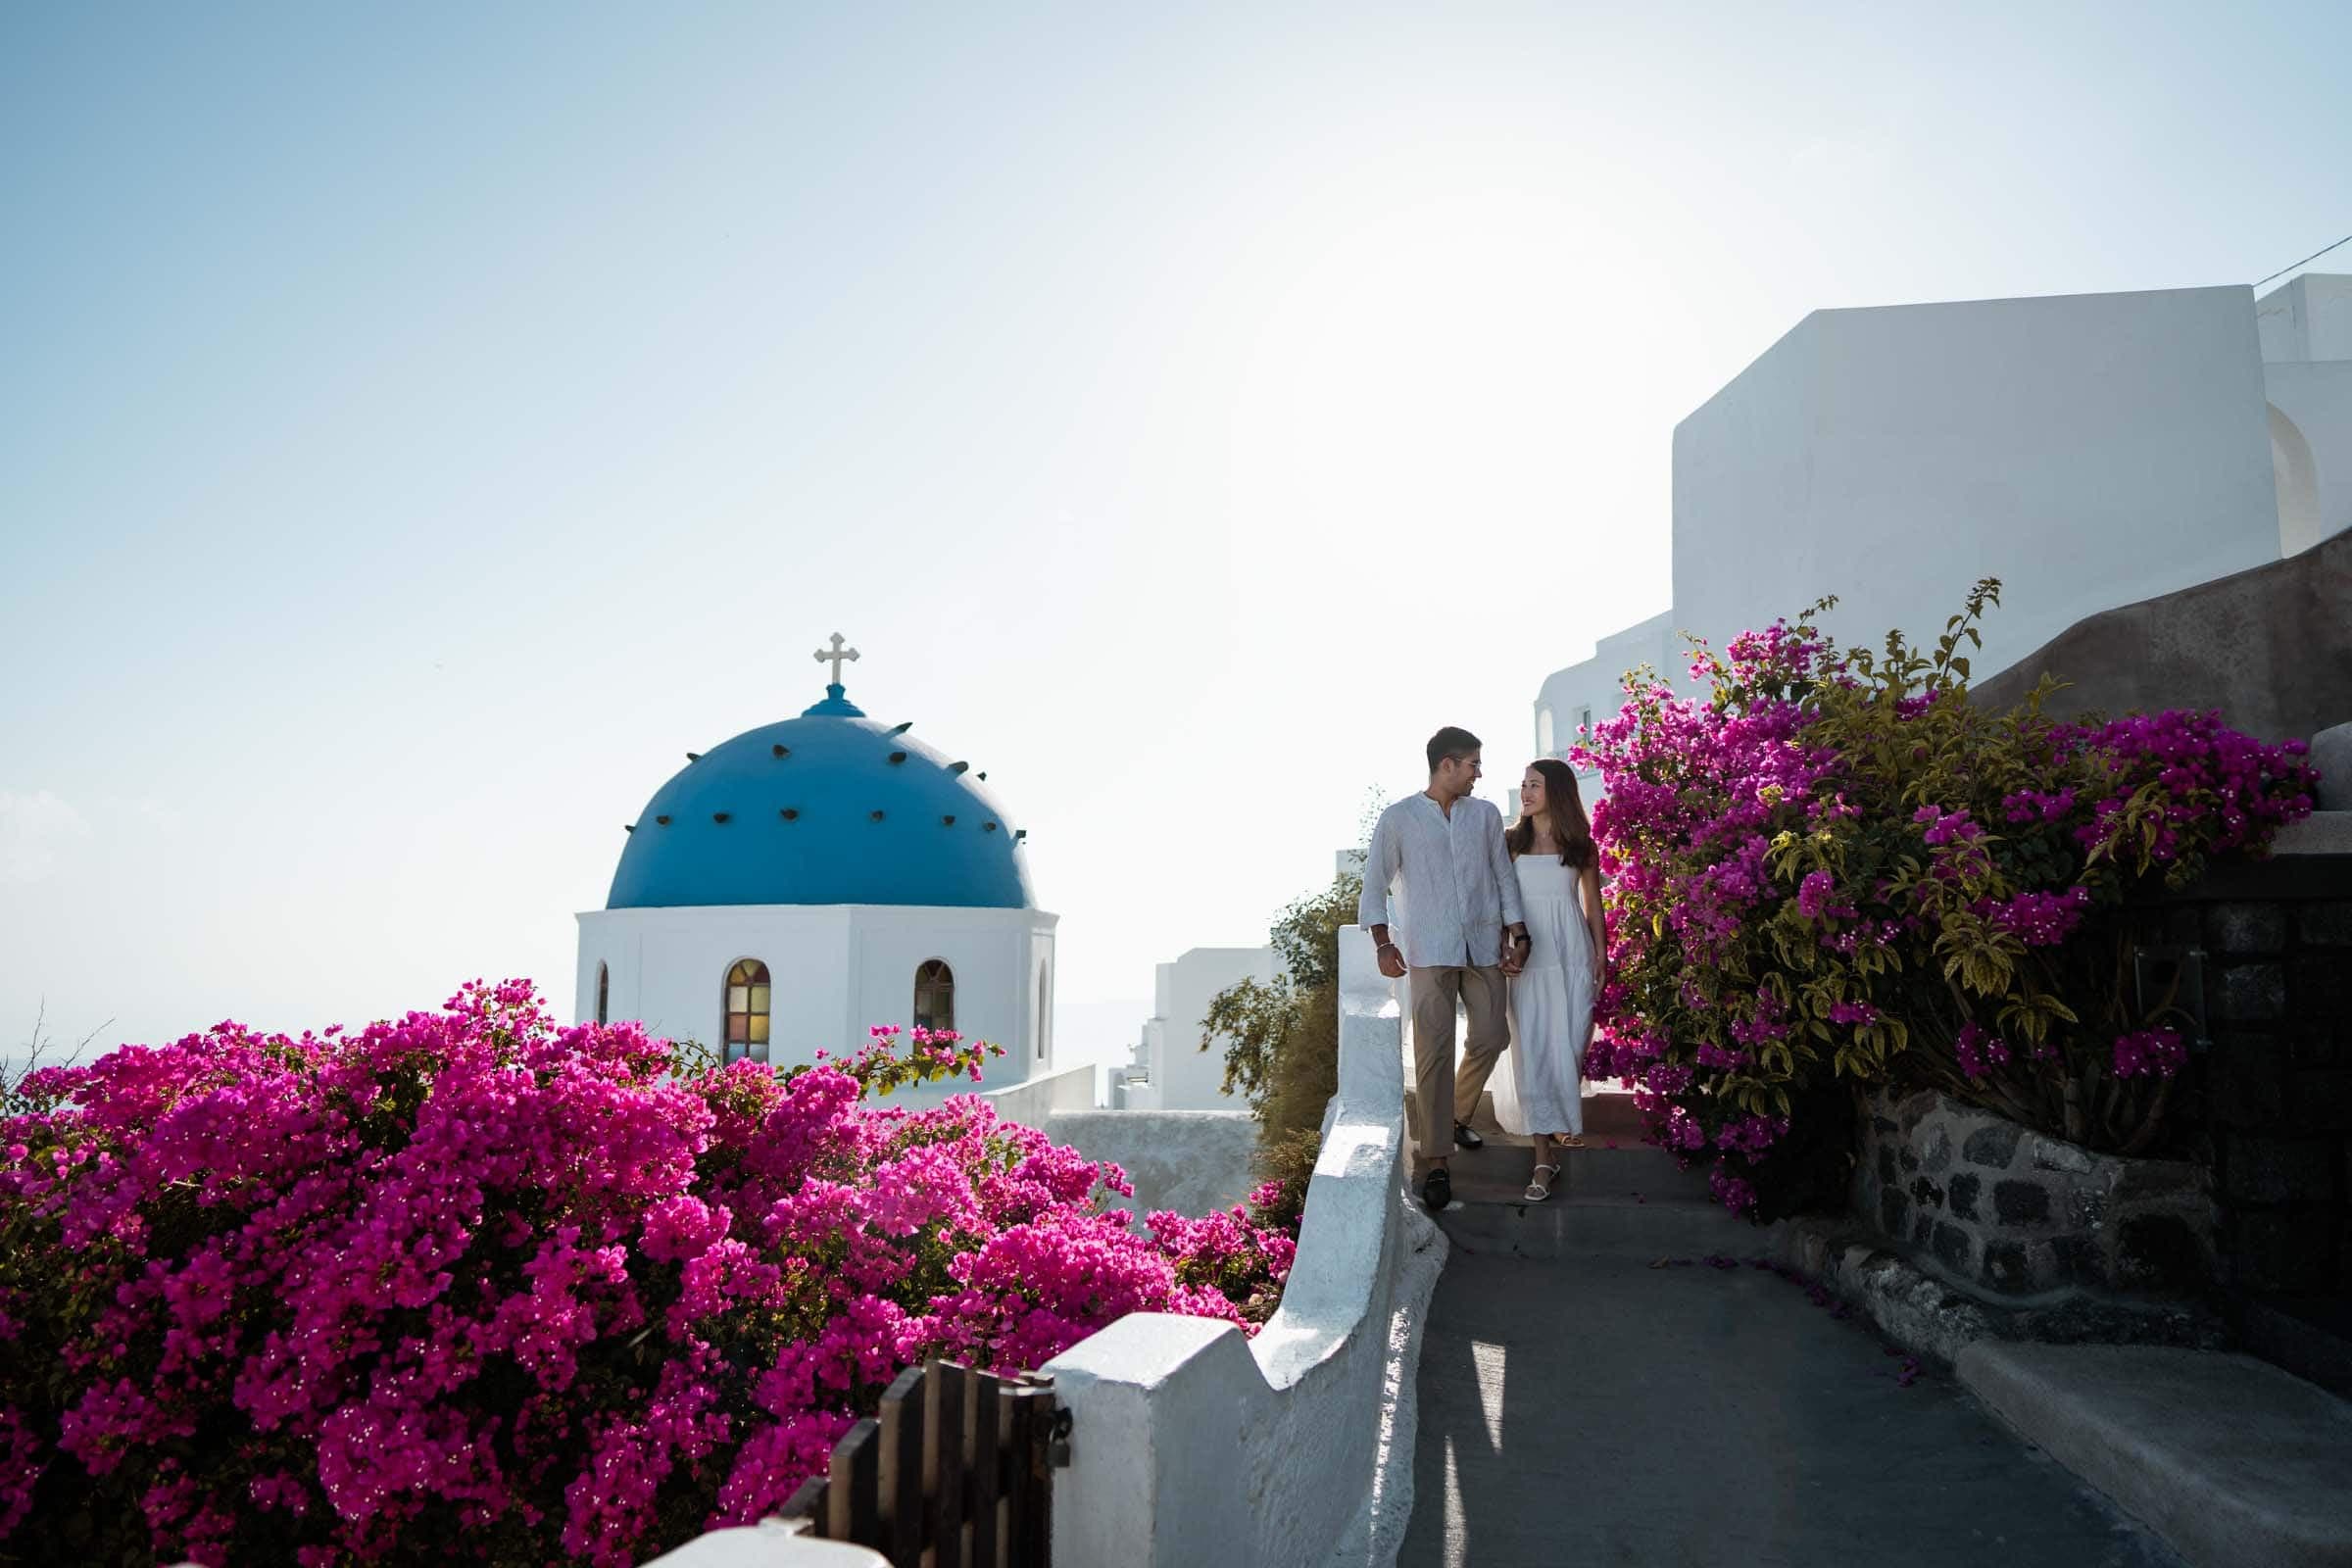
(1200, 871, 1359, 1148)
(1580, 581, 2317, 1220)
(0, 983, 1297, 1567)
(1246, 1127, 1324, 1238)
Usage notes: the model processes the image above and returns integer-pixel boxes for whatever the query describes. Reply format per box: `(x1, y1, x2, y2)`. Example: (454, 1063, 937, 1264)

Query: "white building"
(576, 644, 1058, 1099)
(1536, 273, 2352, 772)
(2262, 272, 2352, 559)
(1114, 947, 1280, 1111)
(1112, 850, 1367, 1111)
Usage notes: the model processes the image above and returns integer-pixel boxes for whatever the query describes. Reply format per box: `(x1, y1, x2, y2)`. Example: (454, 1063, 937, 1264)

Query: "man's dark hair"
(1426, 725, 1481, 772)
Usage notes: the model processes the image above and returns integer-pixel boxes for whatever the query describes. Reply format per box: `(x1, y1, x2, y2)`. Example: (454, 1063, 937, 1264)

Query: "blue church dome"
(607, 679, 1035, 910)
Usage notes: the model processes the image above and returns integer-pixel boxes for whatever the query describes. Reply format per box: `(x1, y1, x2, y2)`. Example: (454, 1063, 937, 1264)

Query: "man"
(1358, 726, 1530, 1212)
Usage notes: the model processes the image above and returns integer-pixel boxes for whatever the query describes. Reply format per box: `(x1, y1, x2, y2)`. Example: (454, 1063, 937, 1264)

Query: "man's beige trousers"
(1407, 964, 1509, 1163)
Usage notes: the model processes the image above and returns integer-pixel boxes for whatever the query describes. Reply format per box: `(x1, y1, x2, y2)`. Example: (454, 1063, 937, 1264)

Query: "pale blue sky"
(5, 2, 2348, 1069)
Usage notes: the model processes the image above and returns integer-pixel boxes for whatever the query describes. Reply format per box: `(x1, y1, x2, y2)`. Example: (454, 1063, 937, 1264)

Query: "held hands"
(1500, 926, 1532, 977)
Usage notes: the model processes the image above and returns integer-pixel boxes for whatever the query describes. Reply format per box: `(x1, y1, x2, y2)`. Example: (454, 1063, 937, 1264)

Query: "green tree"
(1200, 868, 1362, 1148)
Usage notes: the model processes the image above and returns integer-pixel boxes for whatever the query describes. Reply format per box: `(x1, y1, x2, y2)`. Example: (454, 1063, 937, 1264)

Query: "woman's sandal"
(1556, 1134, 1590, 1150)
(1524, 1162, 1562, 1202)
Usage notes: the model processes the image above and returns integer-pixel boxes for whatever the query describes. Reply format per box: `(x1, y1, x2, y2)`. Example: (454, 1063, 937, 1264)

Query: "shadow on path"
(1401, 1247, 2181, 1567)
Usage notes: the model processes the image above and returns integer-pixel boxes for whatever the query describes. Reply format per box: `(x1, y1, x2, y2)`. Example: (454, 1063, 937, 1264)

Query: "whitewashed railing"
(1039, 927, 1439, 1567)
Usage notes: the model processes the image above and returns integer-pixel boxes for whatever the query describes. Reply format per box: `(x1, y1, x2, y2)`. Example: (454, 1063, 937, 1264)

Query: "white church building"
(1537, 271, 2352, 773)
(575, 638, 1059, 1095)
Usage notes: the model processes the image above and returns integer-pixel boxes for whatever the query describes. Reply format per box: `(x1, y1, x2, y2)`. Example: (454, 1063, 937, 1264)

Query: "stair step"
(1432, 1192, 1778, 1261)
(1437, 1146, 1714, 1204)
(2243, 1295, 2352, 1402)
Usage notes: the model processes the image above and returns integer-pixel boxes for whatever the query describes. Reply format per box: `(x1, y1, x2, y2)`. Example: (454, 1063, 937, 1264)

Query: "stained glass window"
(724, 958, 772, 1063)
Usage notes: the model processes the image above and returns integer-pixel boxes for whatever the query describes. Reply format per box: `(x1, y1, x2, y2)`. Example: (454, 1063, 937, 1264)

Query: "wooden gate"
(777, 1360, 1068, 1567)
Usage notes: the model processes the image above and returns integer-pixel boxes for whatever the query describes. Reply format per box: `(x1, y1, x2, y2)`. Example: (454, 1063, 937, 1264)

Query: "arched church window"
(1536, 705, 1555, 758)
(913, 959, 955, 1033)
(1035, 962, 1052, 1062)
(724, 958, 771, 1063)
(596, 962, 610, 1026)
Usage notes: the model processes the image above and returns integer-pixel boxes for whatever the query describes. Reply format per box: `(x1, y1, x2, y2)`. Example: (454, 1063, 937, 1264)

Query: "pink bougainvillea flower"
(0, 982, 1304, 1567)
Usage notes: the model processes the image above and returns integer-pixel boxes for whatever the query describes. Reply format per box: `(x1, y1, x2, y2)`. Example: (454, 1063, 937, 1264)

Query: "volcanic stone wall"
(1854, 1087, 2214, 1299)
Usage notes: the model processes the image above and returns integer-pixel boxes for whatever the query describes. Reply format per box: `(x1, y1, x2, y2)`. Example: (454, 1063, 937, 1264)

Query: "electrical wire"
(2254, 230, 2352, 289)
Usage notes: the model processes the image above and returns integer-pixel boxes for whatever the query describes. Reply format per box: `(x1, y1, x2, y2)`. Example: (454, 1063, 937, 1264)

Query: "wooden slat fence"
(776, 1360, 1068, 1567)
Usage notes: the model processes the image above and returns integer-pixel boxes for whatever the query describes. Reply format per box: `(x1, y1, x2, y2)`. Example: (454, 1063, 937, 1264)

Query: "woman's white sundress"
(1493, 853, 1595, 1138)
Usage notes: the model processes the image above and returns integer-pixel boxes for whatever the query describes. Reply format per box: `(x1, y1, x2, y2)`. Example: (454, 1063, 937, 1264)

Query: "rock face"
(1853, 1088, 2217, 1300)
(1971, 527, 2352, 742)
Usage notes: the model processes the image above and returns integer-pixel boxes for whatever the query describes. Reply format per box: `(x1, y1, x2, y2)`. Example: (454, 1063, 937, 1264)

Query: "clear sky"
(4, 2, 2348, 1072)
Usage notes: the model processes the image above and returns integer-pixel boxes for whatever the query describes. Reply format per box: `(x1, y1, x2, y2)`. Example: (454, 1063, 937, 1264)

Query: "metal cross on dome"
(813, 632, 860, 686)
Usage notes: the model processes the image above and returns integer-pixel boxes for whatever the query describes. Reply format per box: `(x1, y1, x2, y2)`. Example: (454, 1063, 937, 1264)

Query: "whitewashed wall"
(1532, 609, 1679, 799)
(574, 904, 1057, 1090)
(641, 1521, 885, 1567)
(2259, 272, 2352, 558)
(1143, 946, 1279, 1110)
(974, 1059, 1100, 1125)
(2257, 272, 2352, 363)
(1048, 1108, 1258, 1216)
(1043, 928, 1440, 1568)
(1672, 283, 2283, 689)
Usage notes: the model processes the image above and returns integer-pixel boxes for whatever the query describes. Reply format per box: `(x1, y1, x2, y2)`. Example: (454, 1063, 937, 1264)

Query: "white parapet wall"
(985, 1063, 1263, 1215)
(973, 1058, 1100, 1126)
(640, 1521, 887, 1567)
(1048, 1108, 1259, 1216)
(1040, 928, 1436, 1568)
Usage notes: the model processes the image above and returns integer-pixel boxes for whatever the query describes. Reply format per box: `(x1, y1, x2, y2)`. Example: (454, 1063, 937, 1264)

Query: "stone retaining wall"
(2158, 856, 2352, 1298)
(1853, 1087, 2215, 1300)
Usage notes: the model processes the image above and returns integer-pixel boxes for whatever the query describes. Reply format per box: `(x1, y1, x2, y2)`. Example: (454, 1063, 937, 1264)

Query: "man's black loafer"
(1453, 1121, 1484, 1151)
(1421, 1166, 1452, 1212)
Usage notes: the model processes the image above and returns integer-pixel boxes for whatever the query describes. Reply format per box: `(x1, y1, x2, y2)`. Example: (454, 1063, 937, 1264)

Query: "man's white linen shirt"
(1357, 793, 1526, 969)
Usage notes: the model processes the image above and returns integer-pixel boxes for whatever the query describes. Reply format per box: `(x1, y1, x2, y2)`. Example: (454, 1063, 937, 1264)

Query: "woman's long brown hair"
(1506, 757, 1596, 869)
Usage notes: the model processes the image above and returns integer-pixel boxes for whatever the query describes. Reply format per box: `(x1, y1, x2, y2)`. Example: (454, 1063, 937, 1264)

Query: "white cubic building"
(576, 645, 1057, 1098)
(1536, 273, 2352, 776)
(1111, 851, 1366, 1111)
(1113, 947, 1281, 1112)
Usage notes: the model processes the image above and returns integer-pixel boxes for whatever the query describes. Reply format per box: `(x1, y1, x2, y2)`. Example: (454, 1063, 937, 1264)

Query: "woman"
(1491, 758, 1607, 1202)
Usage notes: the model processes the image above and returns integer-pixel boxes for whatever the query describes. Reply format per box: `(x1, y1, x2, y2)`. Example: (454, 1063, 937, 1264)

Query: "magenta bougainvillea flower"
(0, 984, 1299, 1566)
(1573, 580, 2317, 1219)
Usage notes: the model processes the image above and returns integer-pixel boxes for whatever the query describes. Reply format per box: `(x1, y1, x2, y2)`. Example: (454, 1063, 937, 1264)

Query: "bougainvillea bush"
(0, 984, 1298, 1567)
(1577, 580, 2319, 1222)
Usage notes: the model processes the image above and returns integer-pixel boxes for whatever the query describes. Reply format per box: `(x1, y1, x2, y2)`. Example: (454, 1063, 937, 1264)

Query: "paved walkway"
(1398, 1093, 2181, 1567)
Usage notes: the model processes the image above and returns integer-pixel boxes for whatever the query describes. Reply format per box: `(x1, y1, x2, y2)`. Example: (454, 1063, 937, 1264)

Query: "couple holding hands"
(1359, 726, 1607, 1213)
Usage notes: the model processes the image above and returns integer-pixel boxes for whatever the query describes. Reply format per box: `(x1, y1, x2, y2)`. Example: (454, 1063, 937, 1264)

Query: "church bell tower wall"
(574, 903, 1054, 1090)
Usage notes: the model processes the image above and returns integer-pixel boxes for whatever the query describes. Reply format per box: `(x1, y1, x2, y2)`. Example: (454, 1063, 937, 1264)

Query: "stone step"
(1407, 1086, 1716, 1203)
(1437, 1142, 1715, 1204)
(1959, 1341, 2352, 1568)
(2243, 1295, 2352, 1403)
(1405, 1083, 1653, 1143)
(1432, 1192, 1778, 1262)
